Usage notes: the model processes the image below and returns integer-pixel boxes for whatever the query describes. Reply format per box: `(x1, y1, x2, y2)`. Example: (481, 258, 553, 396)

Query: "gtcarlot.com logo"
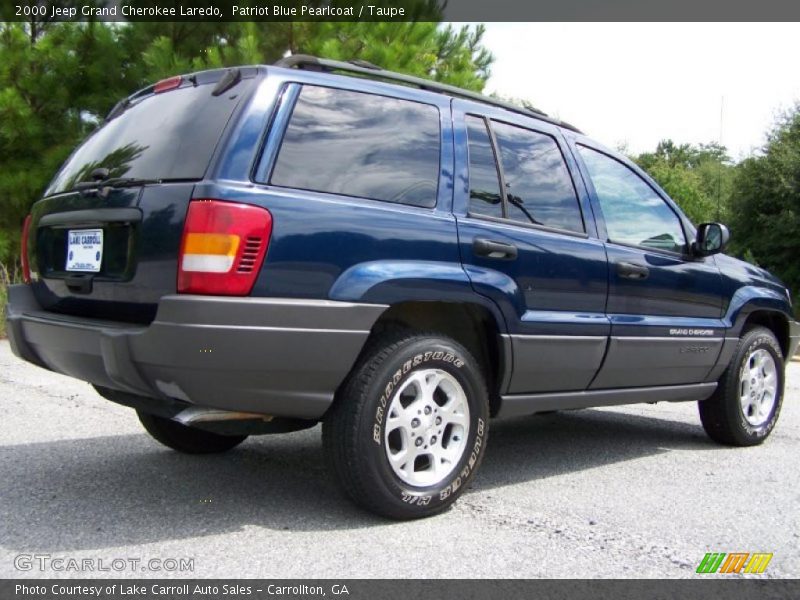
(696, 552, 773, 574)
(14, 554, 194, 573)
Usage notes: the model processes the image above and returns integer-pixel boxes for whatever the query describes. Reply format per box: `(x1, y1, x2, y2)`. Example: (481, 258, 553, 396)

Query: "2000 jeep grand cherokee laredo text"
(6, 56, 800, 519)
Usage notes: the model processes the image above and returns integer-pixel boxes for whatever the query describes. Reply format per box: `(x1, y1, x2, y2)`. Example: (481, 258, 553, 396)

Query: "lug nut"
(411, 418, 420, 428)
(430, 436, 437, 444)
(415, 438, 423, 447)
(435, 416, 442, 425)
(424, 406, 432, 415)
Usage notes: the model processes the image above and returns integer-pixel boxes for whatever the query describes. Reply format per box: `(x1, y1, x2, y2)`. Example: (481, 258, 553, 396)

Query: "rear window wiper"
(72, 177, 161, 192)
(71, 176, 163, 198)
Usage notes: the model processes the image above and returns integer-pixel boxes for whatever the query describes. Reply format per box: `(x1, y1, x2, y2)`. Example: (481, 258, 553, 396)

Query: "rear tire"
(699, 326, 784, 446)
(137, 410, 248, 454)
(323, 331, 490, 519)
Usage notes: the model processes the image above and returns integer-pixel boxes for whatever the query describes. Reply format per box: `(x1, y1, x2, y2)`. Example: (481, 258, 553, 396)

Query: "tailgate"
(29, 184, 195, 323)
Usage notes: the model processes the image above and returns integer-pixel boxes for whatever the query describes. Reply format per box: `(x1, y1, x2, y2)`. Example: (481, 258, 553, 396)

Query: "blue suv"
(6, 56, 799, 519)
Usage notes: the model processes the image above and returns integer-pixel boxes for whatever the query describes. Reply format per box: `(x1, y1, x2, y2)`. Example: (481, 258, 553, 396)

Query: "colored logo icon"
(697, 552, 773, 574)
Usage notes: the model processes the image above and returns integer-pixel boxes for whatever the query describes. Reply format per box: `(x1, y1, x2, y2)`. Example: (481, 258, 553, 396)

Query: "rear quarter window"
(268, 85, 441, 208)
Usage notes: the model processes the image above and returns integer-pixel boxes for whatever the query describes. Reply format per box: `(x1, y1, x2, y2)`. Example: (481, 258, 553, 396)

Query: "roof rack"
(273, 55, 582, 134)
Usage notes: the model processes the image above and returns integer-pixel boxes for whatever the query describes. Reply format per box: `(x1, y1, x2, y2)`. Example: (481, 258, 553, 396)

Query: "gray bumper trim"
(5, 285, 387, 420)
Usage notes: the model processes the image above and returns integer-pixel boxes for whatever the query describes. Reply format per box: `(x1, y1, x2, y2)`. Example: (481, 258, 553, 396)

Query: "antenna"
(717, 96, 724, 221)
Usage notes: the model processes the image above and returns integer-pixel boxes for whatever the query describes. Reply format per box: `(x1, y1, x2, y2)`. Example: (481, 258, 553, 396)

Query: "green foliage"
(728, 105, 800, 310)
(0, 21, 134, 261)
(641, 161, 716, 224)
(633, 139, 734, 225)
(0, 20, 493, 265)
(290, 22, 491, 91)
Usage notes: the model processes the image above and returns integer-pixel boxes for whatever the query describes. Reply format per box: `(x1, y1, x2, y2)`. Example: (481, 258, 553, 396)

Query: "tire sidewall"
(732, 330, 784, 441)
(358, 338, 489, 515)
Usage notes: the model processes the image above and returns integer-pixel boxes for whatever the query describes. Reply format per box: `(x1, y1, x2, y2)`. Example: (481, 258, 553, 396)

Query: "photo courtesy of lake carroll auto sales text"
(14, 584, 351, 596)
(1, 1, 800, 598)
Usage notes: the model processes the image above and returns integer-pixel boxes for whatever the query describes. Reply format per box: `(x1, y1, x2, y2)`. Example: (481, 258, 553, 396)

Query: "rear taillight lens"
(21, 214, 32, 284)
(178, 200, 272, 296)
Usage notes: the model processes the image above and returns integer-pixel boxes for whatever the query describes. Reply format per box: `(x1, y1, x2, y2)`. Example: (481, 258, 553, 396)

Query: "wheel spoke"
(388, 447, 410, 469)
(420, 371, 444, 401)
(438, 440, 462, 461)
(386, 403, 413, 432)
(428, 451, 441, 475)
(397, 374, 424, 403)
(445, 411, 468, 428)
(439, 397, 468, 425)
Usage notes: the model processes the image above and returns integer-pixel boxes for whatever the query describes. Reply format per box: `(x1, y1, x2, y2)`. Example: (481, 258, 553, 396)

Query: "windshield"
(46, 77, 253, 196)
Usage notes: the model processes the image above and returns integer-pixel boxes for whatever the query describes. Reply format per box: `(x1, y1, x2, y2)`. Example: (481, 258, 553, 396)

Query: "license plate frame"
(66, 228, 103, 273)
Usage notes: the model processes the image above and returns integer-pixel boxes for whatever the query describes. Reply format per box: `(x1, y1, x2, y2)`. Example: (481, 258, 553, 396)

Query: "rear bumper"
(5, 284, 386, 420)
(789, 320, 800, 360)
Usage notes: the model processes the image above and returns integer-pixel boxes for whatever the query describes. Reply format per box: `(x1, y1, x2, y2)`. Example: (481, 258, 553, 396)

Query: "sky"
(476, 23, 800, 160)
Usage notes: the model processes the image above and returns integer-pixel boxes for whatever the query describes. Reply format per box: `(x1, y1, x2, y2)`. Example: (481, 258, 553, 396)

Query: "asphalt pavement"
(1, 340, 797, 578)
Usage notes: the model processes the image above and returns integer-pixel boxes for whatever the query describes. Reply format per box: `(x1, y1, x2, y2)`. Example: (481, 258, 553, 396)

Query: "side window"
(492, 121, 584, 233)
(578, 146, 686, 254)
(466, 116, 503, 219)
(270, 85, 440, 208)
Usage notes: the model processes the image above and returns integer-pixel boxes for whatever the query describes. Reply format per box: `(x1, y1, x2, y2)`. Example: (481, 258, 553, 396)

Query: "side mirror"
(694, 222, 730, 256)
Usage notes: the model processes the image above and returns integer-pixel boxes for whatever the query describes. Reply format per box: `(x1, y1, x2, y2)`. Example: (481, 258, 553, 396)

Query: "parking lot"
(1, 339, 798, 579)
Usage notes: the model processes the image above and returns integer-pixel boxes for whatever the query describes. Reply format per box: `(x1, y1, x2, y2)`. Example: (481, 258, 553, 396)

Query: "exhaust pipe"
(174, 407, 273, 427)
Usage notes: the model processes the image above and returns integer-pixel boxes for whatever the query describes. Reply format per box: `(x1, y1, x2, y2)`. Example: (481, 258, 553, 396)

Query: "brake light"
(154, 75, 182, 94)
(21, 214, 32, 284)
(178, 200, 272, 296)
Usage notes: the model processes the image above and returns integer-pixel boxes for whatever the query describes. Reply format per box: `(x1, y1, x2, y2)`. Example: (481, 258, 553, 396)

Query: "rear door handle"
(616, 261, 649, 280)
(473, 238, 518, 260)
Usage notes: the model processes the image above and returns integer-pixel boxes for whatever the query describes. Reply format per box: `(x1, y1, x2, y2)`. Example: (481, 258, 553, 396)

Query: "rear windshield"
(45, 77, 254, 196)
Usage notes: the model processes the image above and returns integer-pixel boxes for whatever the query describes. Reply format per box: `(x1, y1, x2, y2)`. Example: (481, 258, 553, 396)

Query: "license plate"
(66, 229, 103, 272)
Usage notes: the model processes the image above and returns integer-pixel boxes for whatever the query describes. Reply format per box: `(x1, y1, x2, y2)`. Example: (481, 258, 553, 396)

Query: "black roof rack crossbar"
(273, 54, 582, 134)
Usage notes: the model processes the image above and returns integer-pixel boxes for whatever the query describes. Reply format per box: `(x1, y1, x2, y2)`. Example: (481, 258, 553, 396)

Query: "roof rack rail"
(273, 54, 582, 134)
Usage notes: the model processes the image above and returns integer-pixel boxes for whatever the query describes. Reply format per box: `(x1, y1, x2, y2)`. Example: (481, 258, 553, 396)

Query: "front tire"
(699, 326, 784, 446)
(323, 332, 490, 519)
(137, 410, 248, 454)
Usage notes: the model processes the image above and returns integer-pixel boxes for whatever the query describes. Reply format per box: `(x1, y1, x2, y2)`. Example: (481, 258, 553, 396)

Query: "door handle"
(473, 238, 518, 260)
(616, 261, 649, 280)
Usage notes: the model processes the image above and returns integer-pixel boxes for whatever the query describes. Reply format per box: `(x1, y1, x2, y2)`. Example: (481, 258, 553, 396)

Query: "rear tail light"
(178, 200, 272, 296)
(21, 214, 32, 284)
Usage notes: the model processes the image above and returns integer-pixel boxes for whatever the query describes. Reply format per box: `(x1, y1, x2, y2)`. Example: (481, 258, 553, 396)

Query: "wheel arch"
(741, 310, 791, 358)
(375, 300, 509, 414)
(726, 286, 793, 358)
(328, 260, 512, 415)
